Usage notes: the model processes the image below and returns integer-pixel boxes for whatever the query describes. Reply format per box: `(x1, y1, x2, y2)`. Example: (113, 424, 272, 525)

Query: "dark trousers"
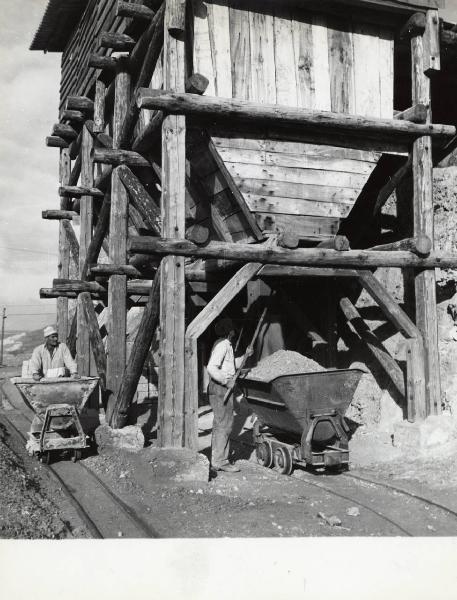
(208, 379, 234, 468)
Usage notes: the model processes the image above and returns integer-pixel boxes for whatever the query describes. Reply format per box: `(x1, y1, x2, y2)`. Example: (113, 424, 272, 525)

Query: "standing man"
(207, 318, 244, 473)
(29, 325, 79, 381)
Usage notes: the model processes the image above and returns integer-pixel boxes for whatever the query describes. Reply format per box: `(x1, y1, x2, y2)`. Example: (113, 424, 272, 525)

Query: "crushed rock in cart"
(247, 350, 325, 380)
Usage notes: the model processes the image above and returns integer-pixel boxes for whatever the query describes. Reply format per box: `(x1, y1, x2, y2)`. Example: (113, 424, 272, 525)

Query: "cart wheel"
(273, 447, 293, 475)
(256, 441, 273, 468)
(40, 452, 52, 465)
(72, 449, 82, 462)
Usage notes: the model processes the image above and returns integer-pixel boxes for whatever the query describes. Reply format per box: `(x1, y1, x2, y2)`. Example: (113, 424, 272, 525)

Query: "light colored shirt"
(30, 342, 77, 378)
(207, 338, 240, 385)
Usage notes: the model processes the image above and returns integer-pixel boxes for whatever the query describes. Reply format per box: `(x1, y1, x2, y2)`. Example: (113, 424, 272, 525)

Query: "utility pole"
(0, 308, 6, 366)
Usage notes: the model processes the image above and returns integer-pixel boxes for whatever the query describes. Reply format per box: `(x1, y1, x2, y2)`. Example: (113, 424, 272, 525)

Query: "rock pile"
(247, 350, 324, 380)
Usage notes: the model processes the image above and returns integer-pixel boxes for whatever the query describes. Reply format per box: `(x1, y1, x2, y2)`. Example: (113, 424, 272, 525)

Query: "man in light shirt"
(207, 317, 245, 473)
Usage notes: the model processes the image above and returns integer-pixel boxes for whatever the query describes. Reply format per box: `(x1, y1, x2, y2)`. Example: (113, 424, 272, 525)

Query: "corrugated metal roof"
(30, 0, 90, 52)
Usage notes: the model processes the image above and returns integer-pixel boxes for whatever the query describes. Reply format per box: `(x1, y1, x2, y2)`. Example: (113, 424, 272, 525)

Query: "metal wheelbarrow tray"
(11, 377, 99, 463)
(239, 368, 364, 474)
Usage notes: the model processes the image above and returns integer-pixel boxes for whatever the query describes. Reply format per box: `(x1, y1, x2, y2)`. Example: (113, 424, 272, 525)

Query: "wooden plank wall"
(192, 1, 395, 239)
(60, 0, 128, 109)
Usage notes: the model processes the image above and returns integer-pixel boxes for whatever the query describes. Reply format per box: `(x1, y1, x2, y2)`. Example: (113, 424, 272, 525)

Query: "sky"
(1, 0, 457, 332)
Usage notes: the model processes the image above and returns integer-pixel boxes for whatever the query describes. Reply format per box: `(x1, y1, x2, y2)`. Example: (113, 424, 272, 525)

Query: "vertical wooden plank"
(249, 11, 276, 104)
(207, 1, 232, 97)
(57, 148, 71, 341)
(159, 0, 187, 447)
(327, 16, 355, 114)
(378, 26, 394, 118)
(411, 31, 441, 417)
(423, 9, 440, 75)
(229, 3, 251, 100)
(193, 2, 215, 96)
(106, 57, 130, 425)
(77, 125, 93, 376)
(273, 8, 298, 107)
(94, 79, 106, 133)
(352, 22, 380, 118)
(311, 15, 331, 111)
(292, 14, 315, 109)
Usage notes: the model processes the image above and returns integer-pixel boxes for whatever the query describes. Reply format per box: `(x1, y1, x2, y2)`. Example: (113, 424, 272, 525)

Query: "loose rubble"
(247, 350, 324, 380)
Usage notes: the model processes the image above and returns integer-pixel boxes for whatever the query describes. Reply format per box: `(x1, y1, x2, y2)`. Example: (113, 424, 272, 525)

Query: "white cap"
(43, 325, 57, 338)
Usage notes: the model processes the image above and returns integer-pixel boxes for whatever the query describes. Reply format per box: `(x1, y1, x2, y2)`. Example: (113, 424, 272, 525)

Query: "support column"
(158, 0, 187, 447)
(411, 13, 441, 417)
(57, 148, 71, 340)
(77, 125, 93, 374)
(106, 57, 131, 426)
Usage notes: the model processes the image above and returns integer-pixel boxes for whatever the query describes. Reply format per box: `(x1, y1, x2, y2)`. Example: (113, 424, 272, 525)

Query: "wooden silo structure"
(32, 0, 457, 449)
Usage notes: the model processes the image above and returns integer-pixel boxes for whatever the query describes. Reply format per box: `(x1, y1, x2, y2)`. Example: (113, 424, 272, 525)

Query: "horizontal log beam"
(40, 288, 100, 300)
(369, 235, 432, 257)
(90, 264, 142, 277)
(137, 90, 456, 142)
(46, 136, 68, 148)
(65, 96, 94, 113)
(400, 12, 426, 40)
(259, 266, 359, 278)
(394, 103, 428, 124)
(128, 237, 457, 269)
(61, 110, 85, 124)
(441, 28, 457, 48)
(317, 235, 350, 251)
(99, 32, 136, 52)
(59, 185, 104, 198)
(53, 279, 106, 293)
(92, 148, 150, 167)
(42, 210, 78, 220)
(87, 54, 118, 72)
(52, 123, 78, 140)
(116, 1, 156, 21)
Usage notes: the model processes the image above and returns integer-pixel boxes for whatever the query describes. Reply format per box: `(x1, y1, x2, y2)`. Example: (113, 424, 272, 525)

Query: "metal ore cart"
(238, 368, 364, 474)
(11, 377, 99, 464)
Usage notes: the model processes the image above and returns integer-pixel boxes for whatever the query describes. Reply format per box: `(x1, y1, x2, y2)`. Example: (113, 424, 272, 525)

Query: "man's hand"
(71, 372, 81, 379)
(32, 373, 41, 382)
(245, 345, 254, 358)
(225, 377, 235, 389)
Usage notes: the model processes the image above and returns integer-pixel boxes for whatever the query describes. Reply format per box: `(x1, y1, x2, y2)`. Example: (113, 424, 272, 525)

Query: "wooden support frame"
(57, 149, 71, 341)
(80, 292, 107, 389)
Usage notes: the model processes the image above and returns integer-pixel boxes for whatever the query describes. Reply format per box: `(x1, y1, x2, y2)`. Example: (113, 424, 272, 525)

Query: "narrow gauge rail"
(0, 408, 157, 539)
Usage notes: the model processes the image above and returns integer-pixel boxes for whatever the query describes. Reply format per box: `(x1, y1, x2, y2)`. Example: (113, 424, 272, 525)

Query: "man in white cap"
(29, 325, 79, 381)
(207, 317, 249, 473)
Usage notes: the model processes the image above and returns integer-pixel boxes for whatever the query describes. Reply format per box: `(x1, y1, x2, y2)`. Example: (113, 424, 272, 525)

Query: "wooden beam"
(46, 136, 68, 149)
(106, 56, 131, 425)
(373, 155, 412, 215)
(88, 55, 118, 72)
(52, 123, 78, 141)
(424, 9, 441, 74)
(411, 21, 441, 416)
(79, 292, 107, 389)
(317, 235, 351, 251)
(94, 80, 107, 133)
(93, 148, 150, 167)
(369, 235, 432, 257)
(61, 220, 80, 268)
(159, 0, 187, 449)
(80, 192, 111, 281)
(91, 264, 142, 277)
(69, 153, 81, 186)
(77, 124, 94, 376)
(65, 96, 94, 113)
(117, 165, 161, 233)
(128, 237, 457, 269)
(136, 90, 456, 142)
(259, 266, 359, 278)
(57, 149, 71, 341)
(394, 103, 428, 123)
(99, 32, 136, 52)
(167, 0, 186, 37)
(61, 110, 85, 124)
(116, 1, 156, 21)
(59, 185, 104, 199)
(186, 224, 209, 246)
(53, 279, 105, 294)
(400, 12, 426, 40)
(43, 210, 78, 220)
(111, 265, 161, 429)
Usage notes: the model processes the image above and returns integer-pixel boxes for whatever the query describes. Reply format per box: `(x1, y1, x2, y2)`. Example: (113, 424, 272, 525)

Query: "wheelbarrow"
(238, 368, 364, 474)
(11, 377, 99, 464)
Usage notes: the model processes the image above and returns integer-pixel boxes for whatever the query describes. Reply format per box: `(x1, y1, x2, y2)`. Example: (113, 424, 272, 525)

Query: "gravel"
(247, 350, 324, 380)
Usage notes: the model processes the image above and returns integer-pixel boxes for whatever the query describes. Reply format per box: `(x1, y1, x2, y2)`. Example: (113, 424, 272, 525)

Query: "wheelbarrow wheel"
(273, 446, 293, 475)
(256, 441, 273, 468)
(40, 451, 52, 465)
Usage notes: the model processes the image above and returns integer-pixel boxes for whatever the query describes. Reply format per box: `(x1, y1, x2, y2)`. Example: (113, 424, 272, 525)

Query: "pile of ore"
(247, 350, 324, 380)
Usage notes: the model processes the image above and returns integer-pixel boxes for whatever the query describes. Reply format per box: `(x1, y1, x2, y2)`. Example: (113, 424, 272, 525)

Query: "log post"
(79, 292, 107, 389)
(158, 0, 187, 448)
(77, 124, 94, 376)
(105, 57, 131, 427)
(111, 265, 161, 428)
(94, 80, 106, 133)
(57, 149, 71, 341)
(410, 13, 441, 417)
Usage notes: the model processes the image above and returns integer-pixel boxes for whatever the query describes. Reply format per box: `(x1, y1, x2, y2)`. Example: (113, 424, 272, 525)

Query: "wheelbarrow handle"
(223, 305, 268, 405)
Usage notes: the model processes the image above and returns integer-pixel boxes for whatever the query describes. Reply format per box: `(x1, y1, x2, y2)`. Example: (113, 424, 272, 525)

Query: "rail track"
(0, 406, 158, 539)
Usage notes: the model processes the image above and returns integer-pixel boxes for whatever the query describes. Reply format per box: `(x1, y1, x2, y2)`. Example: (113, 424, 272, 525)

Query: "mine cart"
(239, 369, 364, 474)
(12, 377, 99, 464)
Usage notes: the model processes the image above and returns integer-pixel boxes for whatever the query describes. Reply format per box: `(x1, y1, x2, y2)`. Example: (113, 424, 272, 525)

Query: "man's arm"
(29, 347, 43, 380)
(61, 344, 79, 376)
